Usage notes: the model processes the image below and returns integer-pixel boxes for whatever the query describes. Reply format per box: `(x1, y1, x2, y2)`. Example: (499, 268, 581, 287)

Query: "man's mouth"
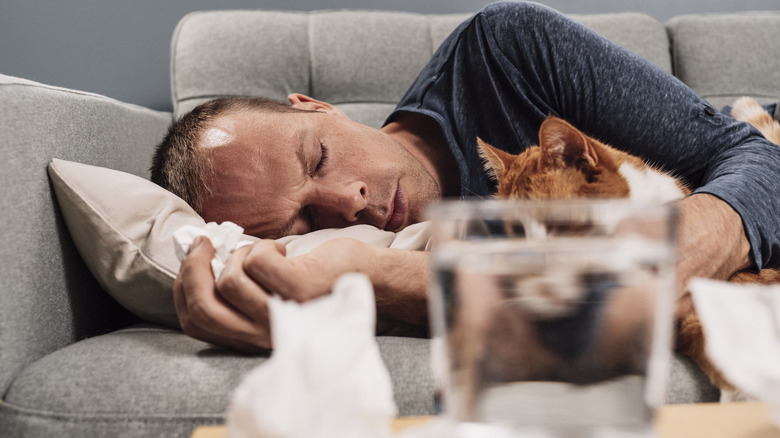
(385, 185, 407, 232)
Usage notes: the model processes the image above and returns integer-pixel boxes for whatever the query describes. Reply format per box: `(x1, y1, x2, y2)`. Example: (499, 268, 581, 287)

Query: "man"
(152, 2, 779, 352)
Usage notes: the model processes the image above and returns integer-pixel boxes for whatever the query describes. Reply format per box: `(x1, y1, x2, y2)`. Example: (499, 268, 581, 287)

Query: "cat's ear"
(539, 116, 598, 170)
(477, 137, 515, 182)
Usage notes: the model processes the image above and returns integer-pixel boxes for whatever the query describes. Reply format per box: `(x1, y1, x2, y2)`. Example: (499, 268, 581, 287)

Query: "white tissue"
(225, 273, 398, 438)
(172, 221, 253, 280)
(690, 278, 780, 422)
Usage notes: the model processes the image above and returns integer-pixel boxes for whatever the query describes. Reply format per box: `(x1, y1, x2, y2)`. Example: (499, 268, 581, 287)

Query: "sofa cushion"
(0, 325, 435, 437)
(171, 10, 671, 126)
(171, 10, 443, 126)
(0, 323, 715, 437)
(667, 12, 780, 109)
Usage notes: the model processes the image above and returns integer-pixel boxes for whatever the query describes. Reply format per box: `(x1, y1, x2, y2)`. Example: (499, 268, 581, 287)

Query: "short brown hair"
(150, 96, 303, 213)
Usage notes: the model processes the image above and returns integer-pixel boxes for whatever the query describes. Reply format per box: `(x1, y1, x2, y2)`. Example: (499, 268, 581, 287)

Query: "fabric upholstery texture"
(0, 324, 709, 435)
(0, 74, 171, 397)
(667, 12, 780, 109)
(171, 10, 671, 127)
(0, 325, 434, 436)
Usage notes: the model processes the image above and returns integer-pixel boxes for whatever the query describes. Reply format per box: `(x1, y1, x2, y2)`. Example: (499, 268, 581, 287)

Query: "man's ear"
(287, 93, 348, 118)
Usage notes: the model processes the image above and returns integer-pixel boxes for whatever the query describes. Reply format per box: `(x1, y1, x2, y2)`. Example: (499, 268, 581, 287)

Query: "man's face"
(199, 100, 441, 239)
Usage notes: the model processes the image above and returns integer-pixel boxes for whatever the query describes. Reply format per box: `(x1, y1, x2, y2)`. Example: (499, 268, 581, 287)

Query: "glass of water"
(426, 200, 677, 438)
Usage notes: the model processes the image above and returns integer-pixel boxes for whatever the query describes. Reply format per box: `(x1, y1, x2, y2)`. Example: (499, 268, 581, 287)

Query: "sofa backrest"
(0, 75, 172, 395)
(171, 10, 672, 128)
(666, 12, 780, 109)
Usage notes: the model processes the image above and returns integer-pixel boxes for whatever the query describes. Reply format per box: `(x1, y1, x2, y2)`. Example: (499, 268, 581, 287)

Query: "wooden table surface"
(192, 402, 780, 438)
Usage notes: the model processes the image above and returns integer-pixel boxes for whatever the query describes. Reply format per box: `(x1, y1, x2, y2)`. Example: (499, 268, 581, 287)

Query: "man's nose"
(318, 181, 368, 223)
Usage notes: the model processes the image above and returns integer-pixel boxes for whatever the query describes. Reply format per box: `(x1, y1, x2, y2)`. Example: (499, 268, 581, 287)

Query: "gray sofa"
(2, 6, 779, 437)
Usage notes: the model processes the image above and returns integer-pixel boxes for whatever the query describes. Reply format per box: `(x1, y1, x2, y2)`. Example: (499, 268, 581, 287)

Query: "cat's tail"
(730, 96, 780, 145)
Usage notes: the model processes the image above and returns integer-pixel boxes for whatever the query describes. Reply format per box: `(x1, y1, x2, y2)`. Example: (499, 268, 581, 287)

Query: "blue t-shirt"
(386, 2, 780, 269)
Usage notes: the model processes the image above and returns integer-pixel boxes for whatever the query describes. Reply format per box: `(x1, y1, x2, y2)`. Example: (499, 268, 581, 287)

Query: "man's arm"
(174, 236, 430, 352)
(364, 244, 431, 330)
(467, 3, 780, 272)
(240, 237, 431, 329)
(674, 193, 753, 321)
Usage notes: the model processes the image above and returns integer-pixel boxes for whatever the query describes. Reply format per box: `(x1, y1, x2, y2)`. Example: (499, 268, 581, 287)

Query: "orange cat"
(477, 98, 780, 394)
(731, 97, 780, 145)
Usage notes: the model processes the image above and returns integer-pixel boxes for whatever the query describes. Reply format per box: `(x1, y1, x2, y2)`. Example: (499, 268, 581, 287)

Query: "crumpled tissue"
(225, 273, 398, 438)
(172, 221, 253, 280)
(689, 278, 780, 422)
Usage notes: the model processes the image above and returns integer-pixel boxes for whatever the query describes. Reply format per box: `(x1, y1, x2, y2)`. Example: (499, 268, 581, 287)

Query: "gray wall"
(1, 0, 777, 112)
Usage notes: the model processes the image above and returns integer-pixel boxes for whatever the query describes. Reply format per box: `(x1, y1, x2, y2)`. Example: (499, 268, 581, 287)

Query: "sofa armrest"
(0, 74, 172, 395)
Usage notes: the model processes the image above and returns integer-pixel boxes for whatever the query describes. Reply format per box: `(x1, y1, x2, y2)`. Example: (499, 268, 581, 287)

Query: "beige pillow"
(47, 159, 431, 328)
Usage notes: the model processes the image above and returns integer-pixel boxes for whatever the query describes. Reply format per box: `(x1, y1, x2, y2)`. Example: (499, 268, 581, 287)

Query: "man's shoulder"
(475, 2, 561, 28)
(478, 1, 541, 15)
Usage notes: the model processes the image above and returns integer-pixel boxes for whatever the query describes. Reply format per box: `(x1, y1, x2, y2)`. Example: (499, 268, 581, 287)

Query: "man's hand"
(173, 236, 272, 353)
(174, 236, 431, 352)
(674, 193, 753, 322)
(240, 238, 370, 303)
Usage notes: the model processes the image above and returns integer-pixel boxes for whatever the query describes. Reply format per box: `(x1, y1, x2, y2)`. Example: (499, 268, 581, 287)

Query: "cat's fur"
(477, 97, 780, 395)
